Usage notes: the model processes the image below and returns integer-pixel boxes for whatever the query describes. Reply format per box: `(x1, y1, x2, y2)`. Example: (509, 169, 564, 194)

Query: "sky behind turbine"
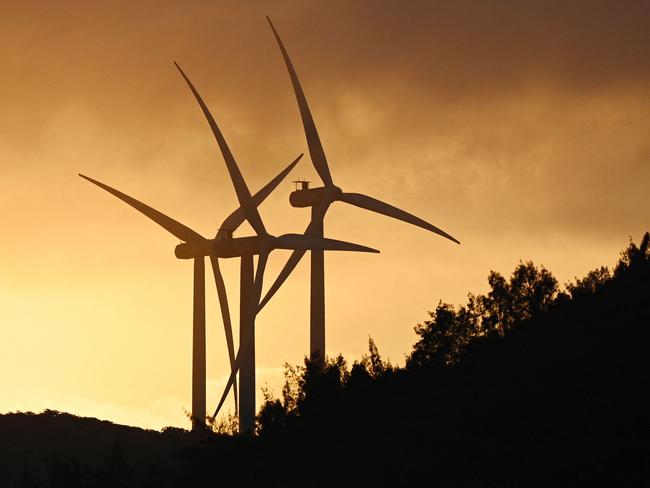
(1, 0, 648, 429)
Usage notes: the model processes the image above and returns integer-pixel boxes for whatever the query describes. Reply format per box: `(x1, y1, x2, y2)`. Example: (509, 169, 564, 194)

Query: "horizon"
(1, 1, 648, 430)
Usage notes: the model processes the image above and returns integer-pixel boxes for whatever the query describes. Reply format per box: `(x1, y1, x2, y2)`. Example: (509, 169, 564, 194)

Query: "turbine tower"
(261, 17, 460, 364)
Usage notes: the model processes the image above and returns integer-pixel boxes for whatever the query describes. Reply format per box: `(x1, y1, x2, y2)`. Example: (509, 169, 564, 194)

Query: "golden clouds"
(0, 0, 648, 428)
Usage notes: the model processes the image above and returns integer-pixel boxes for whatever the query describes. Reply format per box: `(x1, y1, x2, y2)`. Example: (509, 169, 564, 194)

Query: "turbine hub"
(328, 185, 343, 199)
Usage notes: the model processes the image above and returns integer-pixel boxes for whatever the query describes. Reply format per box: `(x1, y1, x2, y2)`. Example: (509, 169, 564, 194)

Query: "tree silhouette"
(3, 232, 649, 487)
(480, 261, 558, 334)
(408, 261, 559, 368)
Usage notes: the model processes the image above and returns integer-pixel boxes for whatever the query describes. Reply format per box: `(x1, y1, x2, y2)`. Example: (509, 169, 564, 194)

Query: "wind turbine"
(173, 62, 379, 434)
(81, 57, 378, 433)
(80, 148, 376, 435)
(261, 17, 460, 364)
(79, 154, 300, 431)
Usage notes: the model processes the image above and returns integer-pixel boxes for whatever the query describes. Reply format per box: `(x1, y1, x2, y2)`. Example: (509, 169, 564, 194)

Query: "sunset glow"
(1, 1, 648, 429)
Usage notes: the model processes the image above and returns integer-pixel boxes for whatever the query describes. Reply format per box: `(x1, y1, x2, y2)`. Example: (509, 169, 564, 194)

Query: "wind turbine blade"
(212, 351, 240, 420)
(209, 254, 238, 414)
(258, 248, 306, 312)
(174, 62, 267, 236)
(274, 234, 380, 253)
(339, 192, 460, 245)
(254, 251, 269, 306)
(217, 154, 302, 239)
(257, 202, 332, 311)
(266, 17, 334, 188)
(78, 174, 204, 243)
(258, 232, 378, 311)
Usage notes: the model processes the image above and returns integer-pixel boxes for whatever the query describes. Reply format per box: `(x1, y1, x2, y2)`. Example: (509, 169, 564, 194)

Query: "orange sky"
(1, 1, 648, 429)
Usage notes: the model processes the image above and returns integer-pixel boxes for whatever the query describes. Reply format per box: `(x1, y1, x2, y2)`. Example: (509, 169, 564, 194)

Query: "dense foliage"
(3, 233, 648, 487)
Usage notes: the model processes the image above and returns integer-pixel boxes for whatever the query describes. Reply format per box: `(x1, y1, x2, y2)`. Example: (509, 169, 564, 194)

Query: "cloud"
(1, 1, 648, 429)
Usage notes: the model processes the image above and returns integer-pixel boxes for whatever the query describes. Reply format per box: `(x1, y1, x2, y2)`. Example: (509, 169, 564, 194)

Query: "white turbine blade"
(212, 351, 240, 420)
(217, 154, 302, 239)
(266, 16, 334, 188)
(78, 174, 204, 243)
(258, 247, 306, 312)
(209, 254, 238, 414)
(257, 199, 332, 311)
(273, 234, 380, 253)
(174, 62, 267, 236)
(253, 250, 269, 306)
(339, 192, 460, 244)
(258, 234, 378, 312)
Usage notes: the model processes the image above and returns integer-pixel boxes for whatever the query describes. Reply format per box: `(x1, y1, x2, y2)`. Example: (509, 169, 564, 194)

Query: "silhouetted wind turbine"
(173, 62, 379, 434)
(79, 154, 299, 431)
(261, 17, 460, 364)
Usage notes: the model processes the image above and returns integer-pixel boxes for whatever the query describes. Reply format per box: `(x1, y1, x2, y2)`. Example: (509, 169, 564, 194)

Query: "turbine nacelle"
(289, 185, 342, 208)
(174, 239, 214, 259)
(175, 236, 265, 260)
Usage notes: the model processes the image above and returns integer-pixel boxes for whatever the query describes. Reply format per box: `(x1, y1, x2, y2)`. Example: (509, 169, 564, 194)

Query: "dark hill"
(0, 410, 191, 487)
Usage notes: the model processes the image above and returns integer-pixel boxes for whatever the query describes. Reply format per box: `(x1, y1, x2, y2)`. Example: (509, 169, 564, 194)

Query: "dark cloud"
(4, 1, 649, 100)
(1, 0, 648, 236)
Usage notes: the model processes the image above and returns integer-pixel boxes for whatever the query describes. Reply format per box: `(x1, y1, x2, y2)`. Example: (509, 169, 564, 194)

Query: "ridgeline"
(3, 233, 649, 487)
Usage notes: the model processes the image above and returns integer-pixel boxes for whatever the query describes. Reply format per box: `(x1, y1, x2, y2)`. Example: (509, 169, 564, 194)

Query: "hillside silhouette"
(3, 233, 648, 487)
